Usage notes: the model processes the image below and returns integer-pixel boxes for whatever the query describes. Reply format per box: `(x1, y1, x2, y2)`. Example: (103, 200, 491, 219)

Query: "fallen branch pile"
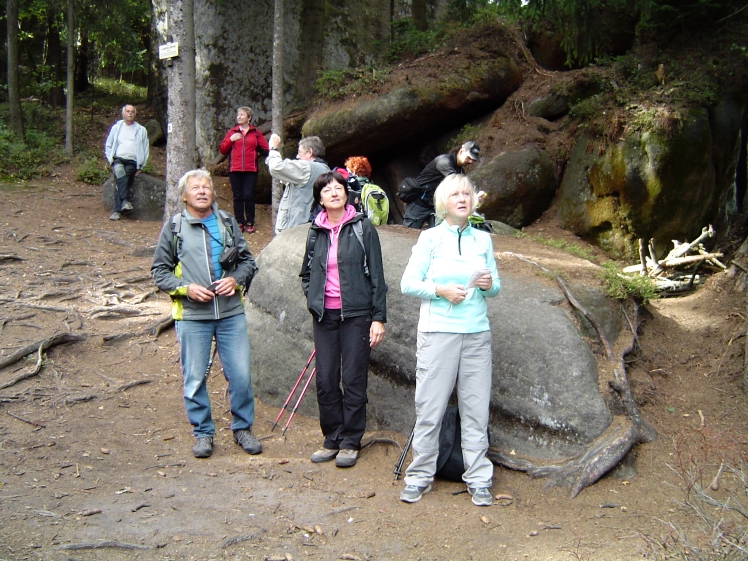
(621, 225, 725, 296)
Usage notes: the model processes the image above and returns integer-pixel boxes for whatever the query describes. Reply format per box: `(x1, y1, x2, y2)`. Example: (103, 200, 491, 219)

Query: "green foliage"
(93, 77, 148, 106)
(314, 66, 391, 101)
(599, 263, 657, 303)
(386, 19, 445, 62)
(75, 156, 110, 185)
(0, 124, 64, 180)
(448, 124, 483, 149)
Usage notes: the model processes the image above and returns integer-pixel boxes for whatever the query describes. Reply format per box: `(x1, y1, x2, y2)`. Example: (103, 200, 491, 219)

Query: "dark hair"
(313, 171, 347, 205)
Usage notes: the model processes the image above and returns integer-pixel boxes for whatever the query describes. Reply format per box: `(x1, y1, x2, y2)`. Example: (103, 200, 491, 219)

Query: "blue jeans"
(175, 313, 255, 437)
(112, 158, 137, 212)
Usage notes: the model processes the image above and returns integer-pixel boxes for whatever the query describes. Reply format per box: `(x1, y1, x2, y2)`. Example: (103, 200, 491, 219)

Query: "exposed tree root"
(490, 255, 657, 498)
(58, 540, 150, 550)
(0, 333, 86, 371)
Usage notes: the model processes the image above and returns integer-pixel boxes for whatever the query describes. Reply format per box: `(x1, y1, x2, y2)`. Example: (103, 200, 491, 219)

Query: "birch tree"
(270, 0, 284, 230)
(163, 0, 197, 219)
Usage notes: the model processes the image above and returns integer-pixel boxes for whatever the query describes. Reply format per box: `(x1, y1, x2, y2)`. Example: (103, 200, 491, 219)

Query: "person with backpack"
(399, 174, 500, 506)
(219, 107, 269, 234)
(151, 169, 261, 460)
(300, 171, 387, 468)
(401, 141, 481, 229)
(345, 156, 389, 226)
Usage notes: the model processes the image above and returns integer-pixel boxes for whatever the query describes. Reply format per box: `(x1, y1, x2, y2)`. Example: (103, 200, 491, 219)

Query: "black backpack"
(397, 177, 424, 203)
(435, 405, 465, 482)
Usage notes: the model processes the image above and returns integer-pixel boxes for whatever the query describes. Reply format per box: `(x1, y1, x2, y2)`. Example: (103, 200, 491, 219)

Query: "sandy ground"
(0, 174, 747, 561)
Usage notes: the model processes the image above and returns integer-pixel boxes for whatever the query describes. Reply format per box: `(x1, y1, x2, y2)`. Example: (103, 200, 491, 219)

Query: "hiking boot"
(238, 223, 245, 233)
(192, 436, 213, 458)
(468, 486, 493, 506)
(121, 200, 133, 211)
(310, 447, 339, 463)
(109, 212, 121, 221)
(245, 224, 255, 234)
(233, 428, 262, 455)
(400, 484, 431, 503)
(335, 449, 358, 468)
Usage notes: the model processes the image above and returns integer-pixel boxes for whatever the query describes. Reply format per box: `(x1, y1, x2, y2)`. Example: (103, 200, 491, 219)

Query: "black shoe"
(234, 428, 262, 455)
(193, 436, 213, 458)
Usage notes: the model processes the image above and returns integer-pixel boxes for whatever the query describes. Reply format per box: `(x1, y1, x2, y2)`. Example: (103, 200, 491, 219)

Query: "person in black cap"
(402, 141, 481, 229)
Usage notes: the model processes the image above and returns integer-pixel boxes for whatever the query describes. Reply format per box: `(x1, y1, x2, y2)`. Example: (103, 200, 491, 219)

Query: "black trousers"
(228, 171, 258, 226)
(402, 201, 435, 229)
(312, 309, 371, 450)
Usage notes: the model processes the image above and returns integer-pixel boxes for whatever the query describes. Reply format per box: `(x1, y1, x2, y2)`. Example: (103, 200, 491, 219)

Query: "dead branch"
(666, 225, 715, 260)
(0, 254, 24, 261)
(115, 380, 152, 392)
(58, 541, 151, 551)
(88, 306, 145, 319)
(61, 260, 95, 268)
(7, 410, 46, 427)
(0, 333, 86, 371)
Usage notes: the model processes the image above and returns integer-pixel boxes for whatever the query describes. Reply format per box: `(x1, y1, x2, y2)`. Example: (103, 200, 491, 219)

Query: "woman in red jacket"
(219, 107, 269, 233)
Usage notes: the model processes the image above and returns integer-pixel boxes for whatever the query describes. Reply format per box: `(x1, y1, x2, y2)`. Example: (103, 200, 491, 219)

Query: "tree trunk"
(65, 0, 74, 156)
(45, 12, 65, 108)
(163, 0, 198, 219)
(270, 0, 284, 233)
(411, 0, 428, 31)
(6, 0, 24, 139)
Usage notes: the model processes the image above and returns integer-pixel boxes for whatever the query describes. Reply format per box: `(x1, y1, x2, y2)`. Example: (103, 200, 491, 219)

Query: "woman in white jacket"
(399, 174, 500, 507)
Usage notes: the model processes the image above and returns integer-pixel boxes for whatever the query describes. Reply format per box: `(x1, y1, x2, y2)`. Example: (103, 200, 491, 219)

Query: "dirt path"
(0, 175, 747, 561)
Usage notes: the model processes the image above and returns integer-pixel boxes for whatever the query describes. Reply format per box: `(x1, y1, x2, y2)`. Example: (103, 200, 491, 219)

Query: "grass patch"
(315, 66, 391, 101)
(516, 232, 597, 262)
(92, 77, 147, 106)
(599, 263, 657, 303)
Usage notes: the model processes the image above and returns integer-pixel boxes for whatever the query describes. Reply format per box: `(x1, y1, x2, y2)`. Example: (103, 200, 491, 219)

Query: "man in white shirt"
(104, 104, 149, 220)
(266, 134, 329, 234)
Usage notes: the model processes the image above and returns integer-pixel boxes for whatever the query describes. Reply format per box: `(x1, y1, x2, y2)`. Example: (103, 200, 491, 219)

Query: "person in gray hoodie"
(104, 104, 149, 220)
(151, 169, 260, 459)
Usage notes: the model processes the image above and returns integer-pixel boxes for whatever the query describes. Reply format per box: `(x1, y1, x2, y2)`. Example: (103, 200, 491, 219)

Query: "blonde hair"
(237, 106, 253, 121)
(177, 169, 214, 200)
(433, 174, 478, 221)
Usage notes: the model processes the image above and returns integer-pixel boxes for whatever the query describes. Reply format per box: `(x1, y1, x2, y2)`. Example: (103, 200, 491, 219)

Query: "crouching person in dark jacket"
(151, 169, 261, 459)
(300, 171, 387, 468)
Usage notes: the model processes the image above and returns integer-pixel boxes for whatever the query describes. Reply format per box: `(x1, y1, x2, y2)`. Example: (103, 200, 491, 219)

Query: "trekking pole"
(205, 339, 218, 378)
(271, 349, 316, 432)
(281, 367, 316, 435)
(394, 425, 416, 480)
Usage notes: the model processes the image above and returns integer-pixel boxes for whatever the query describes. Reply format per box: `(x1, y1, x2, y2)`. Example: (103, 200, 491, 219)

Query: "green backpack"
(360, 180, 389, 226)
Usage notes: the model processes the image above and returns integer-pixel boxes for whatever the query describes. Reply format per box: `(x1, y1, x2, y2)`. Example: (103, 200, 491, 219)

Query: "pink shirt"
(315, 205, 357, 310)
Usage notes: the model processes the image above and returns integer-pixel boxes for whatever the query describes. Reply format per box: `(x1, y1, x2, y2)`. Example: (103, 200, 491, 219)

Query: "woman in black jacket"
(300, 171, 387, 468)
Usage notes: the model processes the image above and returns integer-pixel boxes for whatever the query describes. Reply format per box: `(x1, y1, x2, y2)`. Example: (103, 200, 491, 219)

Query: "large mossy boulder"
(469, 148, 557, 228)
(557, 90, 748, 257)
(302, 55, 522, 162)
(246, 225, 625, 461)
(102, 174, 167, 221)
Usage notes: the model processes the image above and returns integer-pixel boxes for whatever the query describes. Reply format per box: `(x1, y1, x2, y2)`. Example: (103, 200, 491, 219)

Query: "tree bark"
(65, 0, 75, 155)
(6, 0, 24, 139)
(270, 0, 285, 232)
(163, 0, 198, 219)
